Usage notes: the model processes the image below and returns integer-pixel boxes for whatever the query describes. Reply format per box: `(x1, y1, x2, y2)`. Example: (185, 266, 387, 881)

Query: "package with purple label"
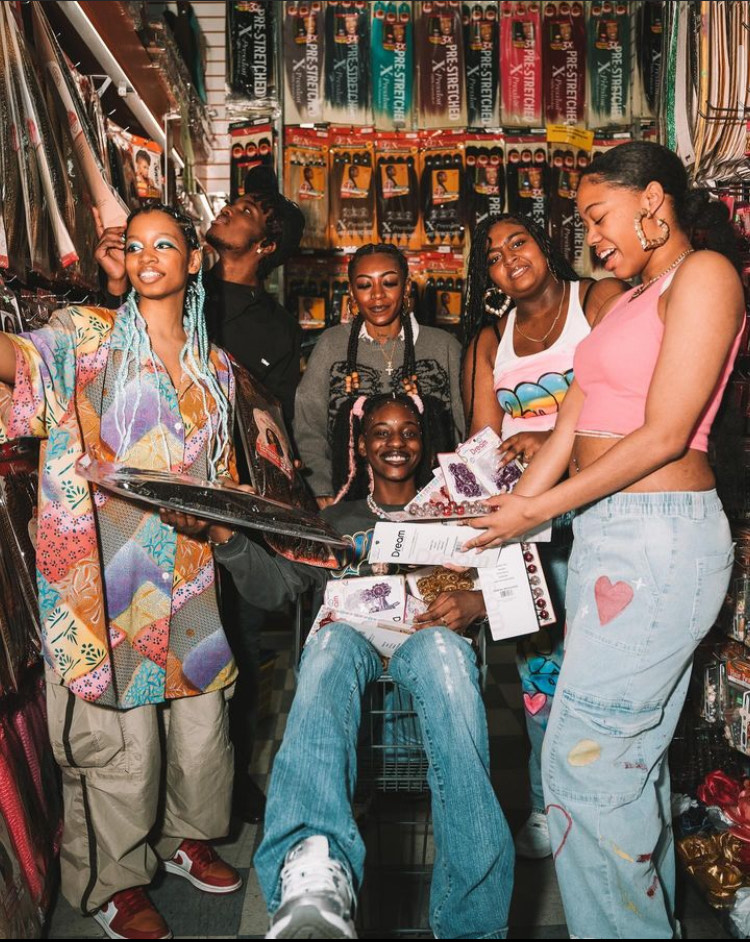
(456, 425, 526, 495)
(438, 453, 490, 502)
(324, 575, 406, 624)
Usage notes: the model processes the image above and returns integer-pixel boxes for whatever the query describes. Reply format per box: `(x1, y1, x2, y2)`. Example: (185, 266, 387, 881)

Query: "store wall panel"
(193, 0, 230, 196)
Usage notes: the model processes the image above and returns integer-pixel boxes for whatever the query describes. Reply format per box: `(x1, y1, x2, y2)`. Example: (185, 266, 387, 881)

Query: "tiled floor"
(47, 627, 732, 939)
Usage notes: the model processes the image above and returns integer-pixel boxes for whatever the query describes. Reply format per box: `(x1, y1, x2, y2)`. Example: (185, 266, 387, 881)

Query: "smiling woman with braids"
(461, 212, 626, 860)
(0, 204, 242, 938)
(294, 243, 464, 508)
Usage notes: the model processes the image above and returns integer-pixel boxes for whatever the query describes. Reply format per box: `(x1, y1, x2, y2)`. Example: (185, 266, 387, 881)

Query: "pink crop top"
(574, 270, 742, 452)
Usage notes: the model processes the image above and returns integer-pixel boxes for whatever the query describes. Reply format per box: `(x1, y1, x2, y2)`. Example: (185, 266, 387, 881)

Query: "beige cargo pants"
(46, 680, 234, 913)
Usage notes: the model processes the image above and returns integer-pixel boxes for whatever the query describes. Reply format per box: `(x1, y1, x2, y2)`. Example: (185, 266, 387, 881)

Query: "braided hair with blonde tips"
(461, 212, 579, 432)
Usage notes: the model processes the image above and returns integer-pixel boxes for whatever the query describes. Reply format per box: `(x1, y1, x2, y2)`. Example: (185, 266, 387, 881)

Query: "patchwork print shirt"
(0, 306, 238, 709)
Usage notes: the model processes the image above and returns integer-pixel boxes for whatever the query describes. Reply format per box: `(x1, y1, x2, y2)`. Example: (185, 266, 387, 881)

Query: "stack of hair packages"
(504, 130, 548, 230)
(324, 0, 372, 125)
(284, 125, 330, 250)
(283, 1, 325, 124)
(465, 131, 505, 232)
(375, 131, 422, 251)
(586, 1, 632, 127)
(371, 1, 414, 130)
(542, 1, 585, 125)
(227, 0, 276, 105)
(547, 124, 594, 276)
(500, 1, 543, 126)
(328, 126, 377, 249)
(463, 1, 501, 128)
(419, 128, 466, 249)
(415, 1, 467, 129)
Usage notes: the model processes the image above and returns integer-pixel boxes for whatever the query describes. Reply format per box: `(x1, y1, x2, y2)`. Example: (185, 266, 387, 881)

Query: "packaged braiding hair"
(284, 126, 330, 250)
(285, 255, 331, 331)
(634, 0, 664, 119)
(547, 125, 593, 276)
(417, 251, 465, 331)
(329, 127, 377, 250)
(324, 1, 372, 126)
(375, 131, 422, 250)
(283, 1, 325, 123)
(415, 1, 467, 129)
(463, 2, 500, 128)
(371, 1, 414, 130)
(227, 1, 276, 104)
(500, 1, 543, 126)
(420, 129, 466, 249)
(228, 117, 275, 201)
(504, 131, 548, 230)
(330, 255, 352, 326)
(465, 131, 505, 232)
(542, 1, 586, 125)
(586, 1, 631, 127)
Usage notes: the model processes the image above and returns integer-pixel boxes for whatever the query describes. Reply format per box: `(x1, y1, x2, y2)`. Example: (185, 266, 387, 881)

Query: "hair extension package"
(586, 1, 631, 127)
(415, 1, 467, 129)
(324, 1, 371, 125)
(330, 255, 353, 326)
(542, 1, 585, 125)
(329, 127, 376, 250)
(504, 131, 548, 230)
(284, 126, 329, 250)
(227, 1, 276, 105)
(285, 255, 331, 331)
(634, 0, 664, 119)
(463, 2, 500, 128)
(283, 1, 324, 124)
(420, 129, 465, 249)
(500, 1, 543, 126)
(547, 124, 593, 276)
(415, 251, 465, 330)
(371, 1, 414, 130)
(465, 131, 505, 232)
(375, 132, 422, 251)
(228, 117, 275, 201)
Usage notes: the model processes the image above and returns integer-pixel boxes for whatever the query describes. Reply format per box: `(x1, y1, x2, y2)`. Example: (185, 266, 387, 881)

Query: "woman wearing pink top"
(465, 141, 745, 938)
(461, 213, 624, 860)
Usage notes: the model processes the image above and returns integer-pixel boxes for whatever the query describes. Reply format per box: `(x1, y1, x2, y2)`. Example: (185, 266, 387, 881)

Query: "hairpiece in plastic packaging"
(634, 0, 664, 119)
(285, 254, 331, 331)
(586, 1, 631, 127)
(542, 1, 585, 125)
(465, 131, 505, 232)
(228, 117, 275, 201)
(329, 127, 376, 249)
(416, 1, 467, 129)
(227, 1, 276, 104)
(416, 250, 464, 329)
(283, 1, 325, 123)
(324, 1, 372, 125)
(419, 129, 465, 248)
(371, 1, 414, 130)
(500, 1, 543, 126)
(505, 131, 548, 230)
(547, 125, 593, 276)
(284, 126, 330, 250)
(463, 1, 500, 127)
(375, 132, 421, 250)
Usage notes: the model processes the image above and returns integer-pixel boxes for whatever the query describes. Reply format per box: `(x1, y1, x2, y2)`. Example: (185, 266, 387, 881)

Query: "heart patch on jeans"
(594, 576, 634, 626)
(523, 692, 547, 715)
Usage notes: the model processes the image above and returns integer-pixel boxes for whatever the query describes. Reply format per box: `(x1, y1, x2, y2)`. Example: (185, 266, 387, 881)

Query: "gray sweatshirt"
(293, 321, 465, 497)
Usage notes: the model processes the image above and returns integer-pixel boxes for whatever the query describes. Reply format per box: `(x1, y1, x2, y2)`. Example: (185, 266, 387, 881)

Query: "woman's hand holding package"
(461, 492, 542, 551)
(413, 589, 486, 634)
(498, 430, 550, 467)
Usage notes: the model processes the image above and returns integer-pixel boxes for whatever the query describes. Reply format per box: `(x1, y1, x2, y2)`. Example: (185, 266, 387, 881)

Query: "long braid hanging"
(344, 312, 363, 394)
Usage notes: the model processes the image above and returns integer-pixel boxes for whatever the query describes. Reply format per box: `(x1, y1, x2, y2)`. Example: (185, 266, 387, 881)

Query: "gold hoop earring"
(634, 208, 670, 251)
(484, 288, 512, 318)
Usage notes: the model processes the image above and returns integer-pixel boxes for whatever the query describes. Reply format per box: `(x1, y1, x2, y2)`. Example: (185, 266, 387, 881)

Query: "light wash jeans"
(516, 526, 570, 812)
(542, 491, 733, 939)
(254, 623, 514, 940)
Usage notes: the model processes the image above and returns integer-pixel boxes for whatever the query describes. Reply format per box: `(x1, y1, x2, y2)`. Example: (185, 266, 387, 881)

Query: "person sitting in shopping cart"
(162, 391, 514, 940)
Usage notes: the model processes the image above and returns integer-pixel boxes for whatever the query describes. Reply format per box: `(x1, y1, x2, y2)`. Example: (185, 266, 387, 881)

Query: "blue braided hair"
(114, 204, 232, 480)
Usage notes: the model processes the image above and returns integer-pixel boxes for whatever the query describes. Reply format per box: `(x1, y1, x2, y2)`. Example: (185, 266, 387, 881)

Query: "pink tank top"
(493, 283, 590, 439)
(574, 270, 742, 452)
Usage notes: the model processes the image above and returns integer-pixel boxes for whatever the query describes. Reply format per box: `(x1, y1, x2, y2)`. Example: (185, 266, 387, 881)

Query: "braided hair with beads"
(332, 244, 455, 496)
(115, 203, 232, 480)
(461, 213, 579, 432)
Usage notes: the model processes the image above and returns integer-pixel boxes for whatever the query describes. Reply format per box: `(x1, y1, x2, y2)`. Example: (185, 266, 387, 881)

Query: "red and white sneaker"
(92, 887, 172, 940)
(163, 839, 243, 894)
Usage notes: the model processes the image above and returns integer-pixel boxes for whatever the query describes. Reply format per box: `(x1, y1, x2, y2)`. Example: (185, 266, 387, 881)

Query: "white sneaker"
(515, 811, 552, 859)
(266, 836, 357, 939)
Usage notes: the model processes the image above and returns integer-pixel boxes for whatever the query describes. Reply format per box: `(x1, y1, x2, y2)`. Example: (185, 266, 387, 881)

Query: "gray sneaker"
(515, 810, 552, 859)
(266, 836, 357, 939)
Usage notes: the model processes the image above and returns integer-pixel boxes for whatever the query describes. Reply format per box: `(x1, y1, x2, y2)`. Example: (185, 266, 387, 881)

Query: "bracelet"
(207, 530, 236, 549)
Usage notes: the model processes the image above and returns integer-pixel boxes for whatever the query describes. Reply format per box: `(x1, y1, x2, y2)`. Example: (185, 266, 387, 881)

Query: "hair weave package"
(542, 0, 586, 125)
(547, 124, 593, 276)
(283, 1, 325, 124)
(415, 1, 467, 129)
(416, 251, 465, 330)
(586, 1, 631, 127)
(634, 0, 664, 118)
(465, 131, 505, 232)
(419, 129, 465, 249)
(371, 1, 414, 130)
(329, 126, 376, 249)
(228, 117, 275, 201)
(375, 132, 422, 251)
(504, 131, 548, 230)
(463, 2, 500, 128)
(285, 255, 331, 331)
(324, 1, 372, 125)
(500, 1, 543, 126)
(227, 0, 276, 104)
(284, 125, 330, 250)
